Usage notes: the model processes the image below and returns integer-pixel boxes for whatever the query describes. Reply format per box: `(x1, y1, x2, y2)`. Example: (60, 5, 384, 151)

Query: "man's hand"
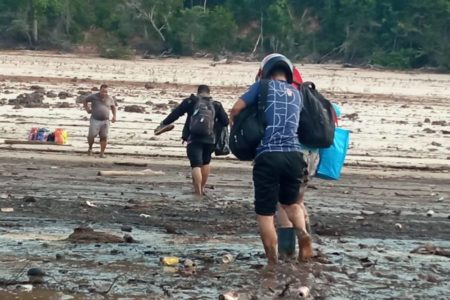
(111, 116, 116, 123)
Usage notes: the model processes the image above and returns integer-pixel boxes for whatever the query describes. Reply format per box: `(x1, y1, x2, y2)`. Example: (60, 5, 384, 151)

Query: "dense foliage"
(1, 0, 449, 69)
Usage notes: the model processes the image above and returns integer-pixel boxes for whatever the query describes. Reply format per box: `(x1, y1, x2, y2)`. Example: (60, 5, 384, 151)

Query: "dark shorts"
(187, 142, 215, 168)
(253, 152, 307, 216)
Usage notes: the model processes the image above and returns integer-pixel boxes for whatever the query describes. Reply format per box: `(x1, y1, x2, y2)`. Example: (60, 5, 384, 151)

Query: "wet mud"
(0, 52, 449, 299)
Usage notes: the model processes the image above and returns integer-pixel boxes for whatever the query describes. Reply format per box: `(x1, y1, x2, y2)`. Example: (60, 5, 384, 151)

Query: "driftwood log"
(97, 169, 165, 177)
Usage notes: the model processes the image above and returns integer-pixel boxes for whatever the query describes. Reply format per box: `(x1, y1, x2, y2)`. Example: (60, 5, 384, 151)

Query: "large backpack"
(297, 82, 335, 148)
(190, 96, 215, 137)
(229, 80, 269, 161)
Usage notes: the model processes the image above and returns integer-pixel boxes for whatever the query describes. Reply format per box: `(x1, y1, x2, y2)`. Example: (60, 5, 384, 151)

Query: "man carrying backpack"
(155, 85, 229, 196)
(230, 55, 314, 265)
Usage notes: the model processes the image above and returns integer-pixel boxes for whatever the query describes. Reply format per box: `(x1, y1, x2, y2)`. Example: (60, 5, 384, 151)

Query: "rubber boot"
(277, 227, 297, 259)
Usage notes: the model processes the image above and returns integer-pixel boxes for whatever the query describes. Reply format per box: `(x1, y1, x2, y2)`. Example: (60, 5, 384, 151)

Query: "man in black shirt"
(155, 85, 229, 195)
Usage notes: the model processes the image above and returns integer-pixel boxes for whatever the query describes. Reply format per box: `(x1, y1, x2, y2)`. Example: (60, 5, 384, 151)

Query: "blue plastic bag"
(316, 128, 350, 180)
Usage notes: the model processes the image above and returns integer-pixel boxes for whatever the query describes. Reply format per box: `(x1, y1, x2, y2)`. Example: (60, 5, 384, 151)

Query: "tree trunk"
(203, 0, 207, 12)
(32, 9, 38, 43)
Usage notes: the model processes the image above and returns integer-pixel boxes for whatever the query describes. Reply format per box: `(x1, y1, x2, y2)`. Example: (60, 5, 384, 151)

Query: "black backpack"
(229, 80, 269, 161)
(214, 125, 230, 156)
(190, 96, 215, 137)
(297, 82, 335, 148)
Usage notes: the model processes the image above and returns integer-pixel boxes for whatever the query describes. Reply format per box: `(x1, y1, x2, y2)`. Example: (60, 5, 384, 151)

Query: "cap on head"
(260, 53, 294, 83)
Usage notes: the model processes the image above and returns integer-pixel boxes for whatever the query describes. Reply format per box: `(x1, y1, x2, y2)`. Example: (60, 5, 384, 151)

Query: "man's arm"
(83, 95, 93, 114)
(111, 103, 117, 123)
(229, 99, 247, 126)
(229, 82, 260, 125)
(161, 97, 191, 125)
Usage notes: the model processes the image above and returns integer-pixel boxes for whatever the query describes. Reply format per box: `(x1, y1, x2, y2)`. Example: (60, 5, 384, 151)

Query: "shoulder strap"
(257, 79, 269, 126)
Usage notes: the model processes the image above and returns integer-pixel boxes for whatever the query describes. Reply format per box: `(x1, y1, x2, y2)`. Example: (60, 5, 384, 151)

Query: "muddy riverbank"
(0, 52, 449, 299)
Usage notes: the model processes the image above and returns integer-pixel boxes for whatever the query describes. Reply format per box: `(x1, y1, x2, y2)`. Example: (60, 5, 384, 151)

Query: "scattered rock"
(55, 253, 64, 260)
(144, 83, 155, 89)
(55, 102, 72, 108)
(431, 120, 447, 126)
(426, 209, 434, 217)
(124, 105, 145, 113)
(442, 130, 450, 135)
(123, 234, 137, 243)
(121, 225, 132, 232)
(30, 85, 46, 93)
(9, 92, 48, 108)
(27, 268, 45, 283)
(424, 118, 431, 123)
(164, 225, 178, 234)
(343, 113, 359, 121)
(168, 100, 178, 107)
(58, 91, 73, 99)
(153, 103, 169, 110)
(91, 87, 99, 91)
(46, 91, 58, 98)
(431, 141, 442, 147)
(66, 227, 124, 244)
(110, 249, 121, 255)
(359, 257, 376, 268)
(23, 196, 36, 203)
(423, 128, 436, 134)
(145, 100, 154, 106)
(395, 223, 402, 230)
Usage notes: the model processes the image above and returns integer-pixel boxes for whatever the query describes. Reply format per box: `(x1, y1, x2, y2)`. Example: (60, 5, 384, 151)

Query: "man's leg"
(279, 152, 314, 261)
(87, 119, 100, 155)
(253, 153, 279, 265)
(99, 138, 107, 157)
(87, 136, 95, 155)
(200, 144, 214, 194)
(281, 202, 314, 261)
(187, 142, 203, 196)
(200, 164, 210, 194)
(191, 167, 203, 195)
(99, 121, 109, 158)
(257, 215, 278, 265)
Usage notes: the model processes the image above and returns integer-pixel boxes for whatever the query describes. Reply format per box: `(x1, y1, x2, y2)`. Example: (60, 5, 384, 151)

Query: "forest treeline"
(1, 0, 449, 70)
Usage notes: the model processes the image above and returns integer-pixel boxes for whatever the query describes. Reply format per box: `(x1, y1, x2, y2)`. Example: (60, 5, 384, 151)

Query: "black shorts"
(186, 142, 215, 168)
(253, 152, 307, 216)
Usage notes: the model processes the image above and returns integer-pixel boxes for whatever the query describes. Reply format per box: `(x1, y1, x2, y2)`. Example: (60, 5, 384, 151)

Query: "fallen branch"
(97, 169, 165, 177)
(5, 262, 30, 285)
(100, 274, 123, 295)
(113, 162, 148, 167)
(411, 244, 450, 258)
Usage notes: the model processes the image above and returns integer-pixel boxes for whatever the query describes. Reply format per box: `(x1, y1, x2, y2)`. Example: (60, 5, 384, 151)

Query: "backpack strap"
(258, 79, 269, 127)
